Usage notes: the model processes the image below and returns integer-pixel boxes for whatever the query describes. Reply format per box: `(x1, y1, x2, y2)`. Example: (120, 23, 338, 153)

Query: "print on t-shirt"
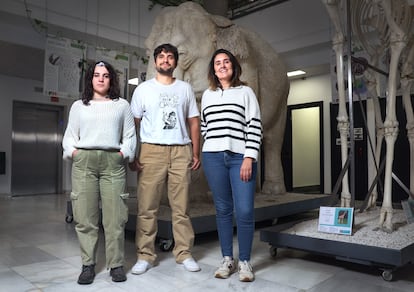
(159, 93, 179, 130)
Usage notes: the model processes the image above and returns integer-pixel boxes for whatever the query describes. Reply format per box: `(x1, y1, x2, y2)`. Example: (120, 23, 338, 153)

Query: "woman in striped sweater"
(201, 49, 262, 282)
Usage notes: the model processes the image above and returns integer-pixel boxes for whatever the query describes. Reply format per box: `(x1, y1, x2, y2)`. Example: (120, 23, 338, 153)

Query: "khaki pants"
(136, 143, 194, 264)
(71, 150, 129, 268)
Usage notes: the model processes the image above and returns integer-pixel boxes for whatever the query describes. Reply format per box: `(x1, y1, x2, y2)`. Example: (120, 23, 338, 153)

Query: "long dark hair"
(81, 60, 120, 105)
(207, 49, 246, 90)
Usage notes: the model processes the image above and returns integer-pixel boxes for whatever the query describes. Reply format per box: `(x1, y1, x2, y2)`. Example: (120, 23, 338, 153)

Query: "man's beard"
(156, 65, 174, 76)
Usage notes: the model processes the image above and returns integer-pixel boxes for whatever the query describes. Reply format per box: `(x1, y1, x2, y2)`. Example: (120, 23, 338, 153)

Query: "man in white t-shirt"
(129, 43, 201, 274)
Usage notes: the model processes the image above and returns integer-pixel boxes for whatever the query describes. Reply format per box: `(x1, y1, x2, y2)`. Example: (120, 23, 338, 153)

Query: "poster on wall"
(95, 49, 130, 99)
(43, 37, 86, 99)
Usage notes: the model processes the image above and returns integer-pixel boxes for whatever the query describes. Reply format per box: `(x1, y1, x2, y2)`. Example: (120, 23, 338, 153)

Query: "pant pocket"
(70, 192, 79, 223)
(119, 193, 129, 224)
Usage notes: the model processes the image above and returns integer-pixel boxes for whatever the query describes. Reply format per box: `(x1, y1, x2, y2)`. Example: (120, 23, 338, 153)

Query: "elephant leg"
(366, 97, 384, 210)
(323, 0, 350, 207)
(401, 51, 414, 195)
(261, 132, 286, 195)
(377, 21, 406, 231)
(337, 119, 351, 207)
(378, 122, 398, 233)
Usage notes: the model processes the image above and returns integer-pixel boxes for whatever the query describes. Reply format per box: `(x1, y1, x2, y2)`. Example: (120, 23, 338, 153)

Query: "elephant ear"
(211, 15, 250, 60)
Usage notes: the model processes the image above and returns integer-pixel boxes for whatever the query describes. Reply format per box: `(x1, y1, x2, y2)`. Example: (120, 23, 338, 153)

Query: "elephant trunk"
(174, 66, 185, 81)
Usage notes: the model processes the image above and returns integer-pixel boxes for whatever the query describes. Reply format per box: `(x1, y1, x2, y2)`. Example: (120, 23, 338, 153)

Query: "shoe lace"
(82, 265, 94, 272)
(112, 266, 123, 273)
(221, 257, 234, 269)
(239, 261, 252, 272)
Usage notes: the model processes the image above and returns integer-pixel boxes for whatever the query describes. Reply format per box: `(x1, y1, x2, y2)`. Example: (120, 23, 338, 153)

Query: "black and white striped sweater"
(201, 86, 262, 160)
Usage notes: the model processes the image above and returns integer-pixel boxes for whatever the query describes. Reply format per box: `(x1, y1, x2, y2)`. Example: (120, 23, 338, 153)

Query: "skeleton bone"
(323, 0, 412, 232)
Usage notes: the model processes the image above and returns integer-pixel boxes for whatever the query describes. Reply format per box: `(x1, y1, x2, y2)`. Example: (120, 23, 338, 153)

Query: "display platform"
(260, 209, 414, 281)
(125, 192, 333, 251)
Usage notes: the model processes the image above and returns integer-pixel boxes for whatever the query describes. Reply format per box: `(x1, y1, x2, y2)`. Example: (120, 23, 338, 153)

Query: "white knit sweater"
(62, 98, 136, 162)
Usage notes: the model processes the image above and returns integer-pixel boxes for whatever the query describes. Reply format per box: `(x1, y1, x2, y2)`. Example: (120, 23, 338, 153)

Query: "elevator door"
(11, 101, 63, 196)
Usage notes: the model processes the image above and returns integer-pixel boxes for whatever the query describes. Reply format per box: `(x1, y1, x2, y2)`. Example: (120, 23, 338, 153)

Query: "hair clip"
(96, 61, 105, 66)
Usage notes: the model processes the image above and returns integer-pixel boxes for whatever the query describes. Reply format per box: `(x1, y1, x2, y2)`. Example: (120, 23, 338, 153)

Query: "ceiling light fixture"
(287, 70, 306, 77)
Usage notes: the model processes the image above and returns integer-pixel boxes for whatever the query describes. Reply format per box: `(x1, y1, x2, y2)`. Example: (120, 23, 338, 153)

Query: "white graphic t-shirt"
(130, 78, 199, 145)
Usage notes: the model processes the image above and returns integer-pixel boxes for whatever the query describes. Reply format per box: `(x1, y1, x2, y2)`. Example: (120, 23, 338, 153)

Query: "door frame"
(282, 101, 324, 193)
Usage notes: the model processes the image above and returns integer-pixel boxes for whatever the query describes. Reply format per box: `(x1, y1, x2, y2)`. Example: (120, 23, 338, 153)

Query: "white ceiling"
(0, 0, 333, 82)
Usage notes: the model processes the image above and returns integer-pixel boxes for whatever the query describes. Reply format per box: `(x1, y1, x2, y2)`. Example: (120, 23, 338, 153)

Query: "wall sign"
(43, 37, 86, 99)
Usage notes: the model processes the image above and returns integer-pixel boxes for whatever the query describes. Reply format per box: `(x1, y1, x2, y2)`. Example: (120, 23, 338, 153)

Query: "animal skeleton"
(323, 0, 413, 232)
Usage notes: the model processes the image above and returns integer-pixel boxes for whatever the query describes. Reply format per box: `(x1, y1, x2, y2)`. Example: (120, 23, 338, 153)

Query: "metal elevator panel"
(11, 101, 63, 196)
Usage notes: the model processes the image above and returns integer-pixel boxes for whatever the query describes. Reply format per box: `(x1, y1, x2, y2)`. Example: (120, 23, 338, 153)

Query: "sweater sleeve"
(200, 90, 208, 138)
(62, 101, 81, 160)
(119, 101, 137, 162)
(244, 87, 262, 160)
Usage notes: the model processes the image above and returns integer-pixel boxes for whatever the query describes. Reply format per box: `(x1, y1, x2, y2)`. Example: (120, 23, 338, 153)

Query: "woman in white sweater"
(62, 61, 136, 284)
(201, 49, 262, 282)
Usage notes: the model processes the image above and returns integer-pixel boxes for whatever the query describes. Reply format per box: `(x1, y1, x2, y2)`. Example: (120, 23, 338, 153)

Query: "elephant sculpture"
(144, 2, 290, 198)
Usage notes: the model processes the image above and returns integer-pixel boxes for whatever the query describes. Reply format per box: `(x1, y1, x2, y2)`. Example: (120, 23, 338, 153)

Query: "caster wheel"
(381, 270, 393, 281)
(159, 239, 174, 251)
(65, 215, 73, 223)
(269, 246, 277, 257)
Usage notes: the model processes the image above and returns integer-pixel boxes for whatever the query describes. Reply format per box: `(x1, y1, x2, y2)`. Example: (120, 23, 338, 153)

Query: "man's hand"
(191, 156, 201, 170)
(128, 158, 143, 172)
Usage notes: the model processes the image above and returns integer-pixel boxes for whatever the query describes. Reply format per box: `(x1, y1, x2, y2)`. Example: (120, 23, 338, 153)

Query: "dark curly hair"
(153, 43, 179, 63)
(81, 60, 120, 105)
(207, 49, 246, 90)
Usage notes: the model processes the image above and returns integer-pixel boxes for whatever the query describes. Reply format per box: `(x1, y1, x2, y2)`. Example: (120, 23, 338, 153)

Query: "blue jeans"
(202, 151, 256, 261)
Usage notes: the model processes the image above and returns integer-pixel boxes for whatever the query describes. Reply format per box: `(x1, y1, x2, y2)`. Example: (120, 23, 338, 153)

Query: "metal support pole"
(346, 0, 355, 207)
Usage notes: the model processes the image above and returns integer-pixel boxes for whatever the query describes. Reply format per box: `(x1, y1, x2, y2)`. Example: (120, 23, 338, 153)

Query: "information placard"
(318, 206, 353, 235)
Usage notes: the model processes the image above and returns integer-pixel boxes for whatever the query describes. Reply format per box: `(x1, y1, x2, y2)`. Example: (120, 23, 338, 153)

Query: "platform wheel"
(65, 215, 73, 223)
(381, 269, 393, 281)
(269, 246, 277, 258)
(159, 239, 174, 252)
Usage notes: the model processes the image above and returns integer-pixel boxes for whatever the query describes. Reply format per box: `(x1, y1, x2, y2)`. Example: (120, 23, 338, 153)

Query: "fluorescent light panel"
(130, 71, 306, 83)
(287, 70, 306, 77)
(128, 78, 139, 85)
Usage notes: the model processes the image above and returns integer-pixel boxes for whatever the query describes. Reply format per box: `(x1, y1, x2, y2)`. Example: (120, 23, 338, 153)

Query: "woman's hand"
(240, 157, 253, 182)
(72, 149, 78, 158)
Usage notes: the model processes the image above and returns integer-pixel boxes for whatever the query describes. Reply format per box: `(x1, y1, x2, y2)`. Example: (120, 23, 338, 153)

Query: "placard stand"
(260, 209, 414, 281)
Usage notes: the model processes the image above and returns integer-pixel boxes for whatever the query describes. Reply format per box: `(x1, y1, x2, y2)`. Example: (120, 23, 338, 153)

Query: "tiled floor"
(0, 194, 413, 292)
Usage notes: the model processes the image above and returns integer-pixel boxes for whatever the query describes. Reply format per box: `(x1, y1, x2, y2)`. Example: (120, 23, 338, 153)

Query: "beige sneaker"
(214, 256, 236, 279)
(238, 260, 254, 282)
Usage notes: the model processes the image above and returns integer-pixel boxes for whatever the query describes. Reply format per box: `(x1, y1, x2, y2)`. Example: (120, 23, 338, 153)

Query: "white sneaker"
(182, 257, 201, 272)
(214, 256, 236, 279)
(238, 260, 254, 282)
(131, 260, 151, 275)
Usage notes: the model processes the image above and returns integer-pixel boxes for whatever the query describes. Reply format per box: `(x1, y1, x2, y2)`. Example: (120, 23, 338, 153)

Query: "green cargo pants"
(70, 149, 129, 268)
